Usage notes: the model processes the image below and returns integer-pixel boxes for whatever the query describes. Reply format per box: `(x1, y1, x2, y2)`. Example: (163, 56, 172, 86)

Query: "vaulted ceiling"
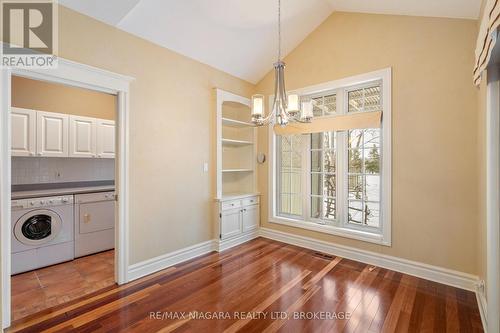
(59, 0, 482, 83)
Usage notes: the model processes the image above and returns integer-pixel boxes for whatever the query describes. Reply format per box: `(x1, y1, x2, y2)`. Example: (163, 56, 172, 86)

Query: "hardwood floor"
(8, 238, 483, 332)
(11, 250, 115, 322)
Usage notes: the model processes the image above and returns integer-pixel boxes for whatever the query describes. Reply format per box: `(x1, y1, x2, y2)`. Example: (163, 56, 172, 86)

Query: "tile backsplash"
(12, 157, 115, 185)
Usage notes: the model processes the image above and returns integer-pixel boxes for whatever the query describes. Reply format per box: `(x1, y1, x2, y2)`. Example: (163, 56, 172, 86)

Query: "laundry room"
(10, 76, 117, 321)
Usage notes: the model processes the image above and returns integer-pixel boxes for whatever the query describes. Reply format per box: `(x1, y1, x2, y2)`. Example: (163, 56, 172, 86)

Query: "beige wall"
(255, 12, 480, 274)
(54, 6, 253, 264)
(11, 76, 116, 120)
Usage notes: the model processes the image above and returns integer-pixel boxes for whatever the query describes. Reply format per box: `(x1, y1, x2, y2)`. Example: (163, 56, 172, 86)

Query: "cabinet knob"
(29, 152, 34, 156)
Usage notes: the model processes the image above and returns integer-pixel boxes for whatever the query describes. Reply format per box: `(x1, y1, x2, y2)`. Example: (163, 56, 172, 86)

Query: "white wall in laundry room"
(11, 157, 115, 185)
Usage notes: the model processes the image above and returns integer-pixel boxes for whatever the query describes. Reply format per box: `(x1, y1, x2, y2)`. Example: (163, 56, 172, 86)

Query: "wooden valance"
(273, 111, 381, 135)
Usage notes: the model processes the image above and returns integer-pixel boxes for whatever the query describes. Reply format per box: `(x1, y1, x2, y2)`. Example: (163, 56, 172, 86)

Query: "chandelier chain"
(278, 0, 281, 61)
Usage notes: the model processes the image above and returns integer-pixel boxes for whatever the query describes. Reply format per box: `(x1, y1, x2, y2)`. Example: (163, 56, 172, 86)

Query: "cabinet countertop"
(12, 181, 115, 200)
(215, 193, 260, 201)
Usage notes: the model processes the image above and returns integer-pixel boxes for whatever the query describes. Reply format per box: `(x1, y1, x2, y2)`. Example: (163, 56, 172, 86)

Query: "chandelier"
(251, 0, 314, 127)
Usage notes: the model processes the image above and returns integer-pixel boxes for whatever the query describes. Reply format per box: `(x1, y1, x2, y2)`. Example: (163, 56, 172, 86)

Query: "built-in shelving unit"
(215, 89, 257, 199)
(214, 89, 260, 251)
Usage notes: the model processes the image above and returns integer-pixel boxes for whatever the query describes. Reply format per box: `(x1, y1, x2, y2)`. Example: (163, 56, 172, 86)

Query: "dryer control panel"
(11, 195, 74, 210)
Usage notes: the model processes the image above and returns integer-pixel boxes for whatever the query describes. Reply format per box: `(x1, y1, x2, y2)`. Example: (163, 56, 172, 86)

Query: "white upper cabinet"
(69, 115, 97, 158)
(36, 111, 69, 157)
(97, 119, 115, 158)
(11, 107, 36, 157)
(11, 108, 114, 158)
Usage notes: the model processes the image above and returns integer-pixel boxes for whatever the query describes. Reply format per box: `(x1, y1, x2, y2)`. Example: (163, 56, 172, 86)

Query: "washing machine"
(11, 195, 75, 275)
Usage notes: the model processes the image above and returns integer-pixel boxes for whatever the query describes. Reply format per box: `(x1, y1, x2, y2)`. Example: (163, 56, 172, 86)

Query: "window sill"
(269, 216, 391, 246)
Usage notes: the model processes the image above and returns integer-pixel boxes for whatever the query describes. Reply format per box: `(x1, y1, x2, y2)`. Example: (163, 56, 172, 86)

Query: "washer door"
(14, 209, 62, 246)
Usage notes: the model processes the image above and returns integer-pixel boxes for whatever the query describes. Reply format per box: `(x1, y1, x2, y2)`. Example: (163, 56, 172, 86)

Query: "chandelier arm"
(279, 64, 288, 120)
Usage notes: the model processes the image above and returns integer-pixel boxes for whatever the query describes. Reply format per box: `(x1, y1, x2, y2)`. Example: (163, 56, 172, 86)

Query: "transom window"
(270, 69, 391, 245)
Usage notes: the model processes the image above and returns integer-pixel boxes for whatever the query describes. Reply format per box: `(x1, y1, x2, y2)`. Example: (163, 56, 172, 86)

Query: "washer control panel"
(11, 195, 74, 210)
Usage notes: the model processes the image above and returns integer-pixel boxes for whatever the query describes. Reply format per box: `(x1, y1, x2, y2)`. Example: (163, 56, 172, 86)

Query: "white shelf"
(222, 138, 253, 146)
(222, 117, 252, 128)
(222, 168, 253, 173)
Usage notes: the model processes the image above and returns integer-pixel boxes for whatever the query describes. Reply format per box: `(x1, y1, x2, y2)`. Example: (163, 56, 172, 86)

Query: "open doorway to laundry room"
(9, 76, 118, 322)
(1, 59, 132, 330)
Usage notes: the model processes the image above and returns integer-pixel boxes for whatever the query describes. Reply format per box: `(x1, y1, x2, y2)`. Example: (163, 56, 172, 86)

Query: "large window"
(277, 135, 303, 217)
(270, 69, 391, 245)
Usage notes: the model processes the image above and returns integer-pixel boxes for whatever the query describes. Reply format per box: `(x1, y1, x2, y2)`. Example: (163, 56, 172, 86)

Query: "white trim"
(486, 66, 500, 333)
(216, 230, 260, 252)
(12, 58, 133, 94)
(259, 227, 479, 291)
(1, 57, 134, 328)
(268, 68, 392, 246)
(288, 68, 392, 97)
(269, 217, 386, 245)
(116, 91, 130, 285)
(127, 240, 217, 281)
(476, 282, 488, 332)
(0, 69, 12, 329)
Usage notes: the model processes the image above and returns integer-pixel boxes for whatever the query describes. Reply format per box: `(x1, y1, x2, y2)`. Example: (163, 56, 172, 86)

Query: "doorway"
(0, 59, 133, 328)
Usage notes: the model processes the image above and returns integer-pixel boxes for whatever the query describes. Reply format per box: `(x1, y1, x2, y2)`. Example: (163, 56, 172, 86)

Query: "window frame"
(268, 68, 392, 246)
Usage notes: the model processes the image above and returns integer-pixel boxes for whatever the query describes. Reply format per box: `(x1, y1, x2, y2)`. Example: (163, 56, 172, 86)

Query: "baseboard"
(476, 283, 488, 331)
(216, 230, 260, 252)
(259, 227, 479, 291)
(127, 239, 217, 281)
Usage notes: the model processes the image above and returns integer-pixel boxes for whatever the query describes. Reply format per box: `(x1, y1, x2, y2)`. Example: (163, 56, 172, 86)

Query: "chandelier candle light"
(251, 0, 314, 127)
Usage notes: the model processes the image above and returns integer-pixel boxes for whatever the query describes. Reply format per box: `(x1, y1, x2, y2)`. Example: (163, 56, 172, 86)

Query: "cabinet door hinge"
(219, 213, 222, 218)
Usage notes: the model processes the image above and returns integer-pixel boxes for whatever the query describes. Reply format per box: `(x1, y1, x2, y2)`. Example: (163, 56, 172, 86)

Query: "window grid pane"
(310, 132, 336, 221)
(348, 85, 381, 113)
(347, 128, 381, 227)
(278, 135, 303, 217)
(311, 93, 337, 117)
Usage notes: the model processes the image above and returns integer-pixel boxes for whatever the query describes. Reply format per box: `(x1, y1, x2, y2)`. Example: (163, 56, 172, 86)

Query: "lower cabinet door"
(220, 208, 242, 240)
(242, 205, 259, 232)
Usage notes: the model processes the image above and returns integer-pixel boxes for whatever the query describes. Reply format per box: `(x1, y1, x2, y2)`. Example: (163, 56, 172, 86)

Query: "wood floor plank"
(7, 238, 483, 333)
(261, 285, 321, 333)
(223, 270, 311, 333)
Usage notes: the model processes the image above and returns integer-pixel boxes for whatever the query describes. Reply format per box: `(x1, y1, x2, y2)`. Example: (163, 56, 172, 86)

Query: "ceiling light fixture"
(251, 0, 314, 127)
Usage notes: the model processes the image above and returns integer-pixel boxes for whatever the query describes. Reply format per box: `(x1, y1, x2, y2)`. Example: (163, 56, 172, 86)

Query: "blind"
(474, 0, 500, 86)
(273, 111, 382, 135)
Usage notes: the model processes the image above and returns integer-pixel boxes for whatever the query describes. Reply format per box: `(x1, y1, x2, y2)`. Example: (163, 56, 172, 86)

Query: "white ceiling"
(60, 0, 482, 83)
